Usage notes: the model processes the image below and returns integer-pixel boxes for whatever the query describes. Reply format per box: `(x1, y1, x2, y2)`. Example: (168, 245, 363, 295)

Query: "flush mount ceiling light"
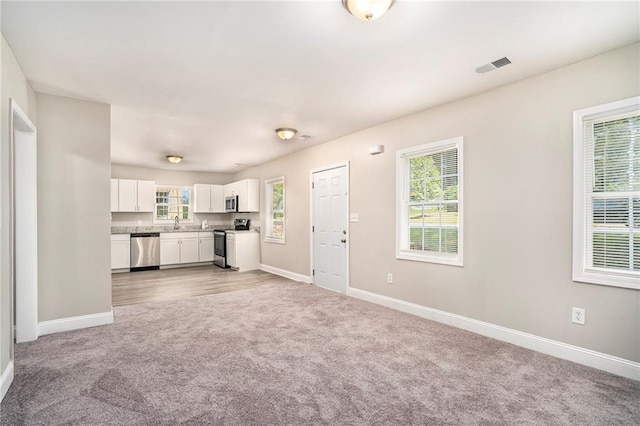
(166, 155, 183, 164)
(275, 128, 298, 141)
(342, 0, 394, 22)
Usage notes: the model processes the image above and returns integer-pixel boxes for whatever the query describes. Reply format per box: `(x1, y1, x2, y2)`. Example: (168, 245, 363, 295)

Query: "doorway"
(10, 99, 38, 343)
(311, 163, 349, 294)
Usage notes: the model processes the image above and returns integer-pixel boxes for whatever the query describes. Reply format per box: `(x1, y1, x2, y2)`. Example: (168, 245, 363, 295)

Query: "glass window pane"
(442, 203, 458, 226)
(424, 228, 440, 252)
(592, 233, 630, 270)
(410, 180, 425, 202)
(409, 205, 423, 226)
(634, 233, 640, 271)
(272, 182, 284, 210)
(423, 205, 440, 225)
(442, 148, 458, 175)
(409, 226, 423, 250)
(592, 198, 629, 229)
(442, 228, 458, 254)
(410, 157, 425, 179)
(593, 115, 640, 192)
(425, 154, 442, 178)
(443, 176, 458, 201)
(425, 177, 442, 201)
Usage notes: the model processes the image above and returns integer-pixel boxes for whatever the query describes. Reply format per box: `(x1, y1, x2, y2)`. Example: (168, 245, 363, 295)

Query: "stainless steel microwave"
(225, 195, 238, 212)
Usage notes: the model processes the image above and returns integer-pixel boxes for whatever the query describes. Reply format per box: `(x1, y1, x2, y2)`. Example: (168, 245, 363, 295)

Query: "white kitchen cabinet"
(181, 237, 200, 263)
(160, 239, 180, 265)
(226, 231, 259, 271)
(111, 234, 130, 270)
(115, 179, 155, 212)
(198, 231, 214, 262)
(226, 233, 237, 268)
(224, 179, 259, 212)
(160, 232, 200, 265)
(136, 180, 156, 212)
(110, 179, 119, 212)
(194, 184, 225, 213)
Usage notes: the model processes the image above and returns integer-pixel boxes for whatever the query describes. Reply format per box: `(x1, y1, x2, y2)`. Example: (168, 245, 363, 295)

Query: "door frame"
(309, 161, 350, 293)
(10, 99, 39, 343)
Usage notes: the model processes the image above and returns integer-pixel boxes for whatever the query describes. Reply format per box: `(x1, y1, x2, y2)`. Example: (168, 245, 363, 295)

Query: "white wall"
(111, 163, 233, 227)
(0, 34, 37, 378)
(234, 43, 640, 363)
(36, 93, 112, 322)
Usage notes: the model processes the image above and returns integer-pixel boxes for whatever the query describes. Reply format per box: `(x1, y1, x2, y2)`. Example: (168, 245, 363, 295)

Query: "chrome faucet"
(174, 215, 180, 230)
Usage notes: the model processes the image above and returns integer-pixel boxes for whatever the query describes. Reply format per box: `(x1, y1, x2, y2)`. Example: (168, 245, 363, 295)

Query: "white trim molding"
(396, 136, 464, 267)
(38, 310, 114, 336)
(260, 264, 312, 283)
(1, 361, 14, 402)
(348, 287, 640, 381)
(572, 96, 640, 290)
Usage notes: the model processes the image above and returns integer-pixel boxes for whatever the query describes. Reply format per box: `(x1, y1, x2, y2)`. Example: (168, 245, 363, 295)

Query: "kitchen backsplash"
(110, 212, 260, 229)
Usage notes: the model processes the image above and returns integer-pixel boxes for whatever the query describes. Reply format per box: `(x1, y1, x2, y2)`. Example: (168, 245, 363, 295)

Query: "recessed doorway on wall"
(10, 99, 38, 344)
(311, 162, 349, 294)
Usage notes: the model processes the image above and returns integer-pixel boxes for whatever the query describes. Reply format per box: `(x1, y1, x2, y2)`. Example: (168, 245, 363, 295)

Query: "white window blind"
(396, 137, 463, 266)
(155, 186, 193, 223)
(573, 97, 640, 290)
(265, 177, 285, 243)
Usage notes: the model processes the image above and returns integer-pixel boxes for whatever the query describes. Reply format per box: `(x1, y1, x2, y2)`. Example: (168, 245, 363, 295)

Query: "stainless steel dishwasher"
(130, 233, 160, 271)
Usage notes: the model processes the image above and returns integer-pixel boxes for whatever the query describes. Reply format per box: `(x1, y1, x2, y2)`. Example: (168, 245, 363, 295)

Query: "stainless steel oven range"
(213, 230, 227, 268)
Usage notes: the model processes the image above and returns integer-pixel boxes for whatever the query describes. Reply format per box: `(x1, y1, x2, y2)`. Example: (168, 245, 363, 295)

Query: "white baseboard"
(260, 264, 312, 283)
(39, 310, 114, 336)
(348, 287, 640, 381)
(1, 361, 14, 402)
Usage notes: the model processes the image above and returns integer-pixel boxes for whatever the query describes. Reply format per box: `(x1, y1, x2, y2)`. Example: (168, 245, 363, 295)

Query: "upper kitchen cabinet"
(193, 184, 225, 213)
(110, 179, 119, 211)
(224, 179, 259, 212)
(113, 179, 155, 212)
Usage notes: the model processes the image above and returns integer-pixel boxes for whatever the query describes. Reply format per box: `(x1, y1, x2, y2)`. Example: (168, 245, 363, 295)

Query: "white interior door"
(312, 164, 348, 293)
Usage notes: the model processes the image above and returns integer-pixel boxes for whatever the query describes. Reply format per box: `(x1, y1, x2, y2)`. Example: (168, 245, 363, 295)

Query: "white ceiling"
(2, 1, 638, 173)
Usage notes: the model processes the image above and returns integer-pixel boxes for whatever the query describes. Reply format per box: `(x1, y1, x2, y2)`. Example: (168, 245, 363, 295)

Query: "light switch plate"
(350, 213, 359, 223)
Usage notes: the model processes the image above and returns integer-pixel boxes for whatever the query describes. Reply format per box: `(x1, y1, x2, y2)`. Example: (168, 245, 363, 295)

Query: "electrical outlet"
(572, 307, 586, 325)
(387, 273, 393, 284)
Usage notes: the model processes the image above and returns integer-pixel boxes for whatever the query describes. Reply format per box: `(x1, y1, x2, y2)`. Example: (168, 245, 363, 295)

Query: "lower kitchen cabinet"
(226, 231, 259, 271)
(198, 232, 214, 262)
(160, 232, 199, 265)
(111, 234, 130, 270)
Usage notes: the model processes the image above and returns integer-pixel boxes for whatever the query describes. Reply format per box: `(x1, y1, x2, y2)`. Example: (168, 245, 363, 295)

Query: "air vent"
(475, 56, 512, 74)
(296, 134, 314, 141)
(491, 57, 512, 68)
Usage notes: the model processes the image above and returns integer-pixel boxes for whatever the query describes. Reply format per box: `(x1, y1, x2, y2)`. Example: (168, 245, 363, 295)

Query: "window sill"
(396, 250, 463, 267)
(265, 237, 285, 245)
(573, 270, 640, 291)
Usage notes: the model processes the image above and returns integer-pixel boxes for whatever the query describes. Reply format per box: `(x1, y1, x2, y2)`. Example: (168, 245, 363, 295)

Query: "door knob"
(341, 239, 347, 243)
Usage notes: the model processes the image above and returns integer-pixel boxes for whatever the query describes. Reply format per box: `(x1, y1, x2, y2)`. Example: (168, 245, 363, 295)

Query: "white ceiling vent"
(475, 56, 512, 74)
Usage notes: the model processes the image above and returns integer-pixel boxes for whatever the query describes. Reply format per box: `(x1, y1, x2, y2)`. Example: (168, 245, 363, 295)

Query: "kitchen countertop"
(111, 226, 259, 234)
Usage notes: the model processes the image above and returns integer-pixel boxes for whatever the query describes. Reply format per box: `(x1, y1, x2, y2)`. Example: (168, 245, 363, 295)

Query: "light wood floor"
(112, 265, 288, 307)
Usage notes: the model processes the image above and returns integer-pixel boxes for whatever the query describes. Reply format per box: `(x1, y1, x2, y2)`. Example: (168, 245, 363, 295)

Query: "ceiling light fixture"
(342, 0, 394, 22)
(275, 128, 298, 141)
(166, 155, 183, 164)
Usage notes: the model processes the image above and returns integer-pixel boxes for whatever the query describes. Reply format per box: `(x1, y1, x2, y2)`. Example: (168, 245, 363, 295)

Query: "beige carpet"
(2, 280, 639, 425)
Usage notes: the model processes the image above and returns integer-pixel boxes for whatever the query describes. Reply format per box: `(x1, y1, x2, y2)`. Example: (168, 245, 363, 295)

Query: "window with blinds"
(265, 177, 285, 243)
(573, 97, 640, 290)
(155, 186, 193, 223)
(396, 137, 463, 266)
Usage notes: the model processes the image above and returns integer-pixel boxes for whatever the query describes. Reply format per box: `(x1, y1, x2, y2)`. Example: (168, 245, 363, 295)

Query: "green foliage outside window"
(408, 148, 459, 254)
